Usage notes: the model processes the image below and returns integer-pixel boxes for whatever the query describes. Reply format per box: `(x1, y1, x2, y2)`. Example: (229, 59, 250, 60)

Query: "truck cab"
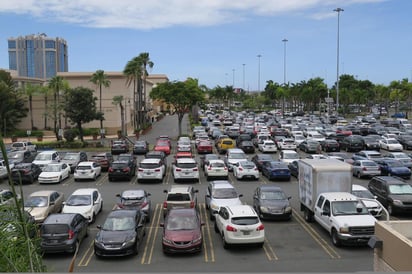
(314, 192, 376, 246)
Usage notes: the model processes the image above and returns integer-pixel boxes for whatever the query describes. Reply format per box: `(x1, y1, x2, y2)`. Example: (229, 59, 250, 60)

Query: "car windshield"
(284, 153, 298, 159)
(388, 184, 412, 195)
(387, 139, 399, 144)
(210, 162, 225, 168)
(65, 195, 91, 206)
(386, 161, 403, 167)
(121, 197, 144, 206)
(77, 165, 91, 170)
(352, 190, 375, 199)
(111, 162, 128, 168)
(240, 162, 255, 169)
(231, 217, 259, 225)
(102, 216, 135, 231)
(63, 154, 78, 160)
(176, 162, 196, 168)
(332, 201, 369, 216)
(44, 165, 62, 172)
(167, 193, 191, 201)
(261, 191, 287, 200)
(362, 161, 377, 167)
(166, 215, 197, 230)
(24, 196, 48, 207)
(212, 188, 238, 199)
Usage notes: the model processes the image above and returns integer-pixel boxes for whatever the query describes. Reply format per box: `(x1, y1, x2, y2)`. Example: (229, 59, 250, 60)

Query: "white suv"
(62, 188, 103, 223)
(172, 158, 199, 183)
(137, 158, 166, 183)
(224, 148, 247, 171)
(205, 180, 243, 220)
(214, 204, 265, 249)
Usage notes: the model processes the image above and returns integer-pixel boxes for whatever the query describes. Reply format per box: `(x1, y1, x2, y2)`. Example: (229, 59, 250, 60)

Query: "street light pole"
(242, 64, 246, 91)
(257, 54, 262, 92)
(232, 69, 235, 87)
(334, 7, 344, 114)
(282, 39, 288, 85)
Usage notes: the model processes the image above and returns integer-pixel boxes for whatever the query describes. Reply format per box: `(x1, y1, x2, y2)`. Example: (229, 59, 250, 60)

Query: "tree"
(112, 96, 125, 136)
(19, 83, 41, 130)
(138, 52, 154, 117)
(0, 70, 28, 135)
(90, 70, 111, 138)
(48, 76, 69, 139)
(150, 78, 205, 136)
(123, 57, 143, 130)
(63, 87, 102, 142)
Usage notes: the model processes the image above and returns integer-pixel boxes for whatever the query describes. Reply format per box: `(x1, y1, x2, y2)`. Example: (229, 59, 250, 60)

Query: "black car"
(339, 135, 364, 152)
(253, 185, 292, 220)
(238, 140, 255, 154)
(288, 160, 299, 178)
(362, 135, 381, 151)
(251, 154, 275, 171)
(94, 209, 146, 257)
(236, 134, 252, 147)
(320, 139, 340, 152)
(115, 189, 152, 222)
(11, 163, 42, 184)
(133, 140, 149, 155)
(111, 140, 129, 155)
(61, 151, 88, 173)
(368, 176, 412, 215)
(397, 135, 412, 150)
(108, 160, 135, 181)
(117, 153, 137, 171)
(40, 213, 89, 254)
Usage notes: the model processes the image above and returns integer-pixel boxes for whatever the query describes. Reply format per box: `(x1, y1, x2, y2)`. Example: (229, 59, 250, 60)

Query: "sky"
(0, 0, 411, 91)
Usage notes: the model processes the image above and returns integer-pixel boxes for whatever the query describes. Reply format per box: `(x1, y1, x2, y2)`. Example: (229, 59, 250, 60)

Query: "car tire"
(214, 222, 219, 233)
(387, 204, 394, 215)
(257, 242, 264, 248)
(99, 202, 103, 213)
(304, 208, 313, 222)
(222, 233, 229, 249)
(331, 229, 341, 247)
(91, 213, 96, 224)
(72, 240, 80, 254)
(209, 210, 214, 221)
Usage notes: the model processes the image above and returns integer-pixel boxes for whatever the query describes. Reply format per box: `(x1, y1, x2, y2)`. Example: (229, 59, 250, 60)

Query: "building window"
(8, 40, 16, 49)
(45, 40, 56, 49)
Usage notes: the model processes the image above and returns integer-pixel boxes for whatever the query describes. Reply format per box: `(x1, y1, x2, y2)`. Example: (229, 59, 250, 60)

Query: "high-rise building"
(8, 33, 68, 79)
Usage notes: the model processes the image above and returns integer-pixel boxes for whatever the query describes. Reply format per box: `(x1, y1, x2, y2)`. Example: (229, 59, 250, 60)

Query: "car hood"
(260, 199, 289, 209)
(164, 229, 201, 242)
(61, 159, 77, 165)
(332, 214, 376, 226)
(389, 194, 412, 203)
(39, 172, 61, 178)
(358, 199, 380, 209)
(62, 205, 92, 216)
(24, 206, 48, 220)
(96, 230, 136, 244)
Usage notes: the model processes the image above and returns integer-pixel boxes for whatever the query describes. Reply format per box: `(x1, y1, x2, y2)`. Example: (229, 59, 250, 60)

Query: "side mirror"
(239, 194, 244, 198)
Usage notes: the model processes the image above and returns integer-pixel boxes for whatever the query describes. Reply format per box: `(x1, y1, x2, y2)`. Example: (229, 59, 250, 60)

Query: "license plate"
(242, 231, 250, 235)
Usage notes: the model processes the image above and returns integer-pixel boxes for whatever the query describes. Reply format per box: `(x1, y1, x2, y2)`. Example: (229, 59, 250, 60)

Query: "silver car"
(352, 160, 381, 178)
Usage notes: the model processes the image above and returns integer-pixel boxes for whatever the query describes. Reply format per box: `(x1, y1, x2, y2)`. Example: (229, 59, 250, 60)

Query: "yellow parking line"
(292, 208, 341, 259)
(200, 203, 215, 262)
(263, 238, 278, 261)
(141, 203, 162, 264)
(77, 238, 95, 267)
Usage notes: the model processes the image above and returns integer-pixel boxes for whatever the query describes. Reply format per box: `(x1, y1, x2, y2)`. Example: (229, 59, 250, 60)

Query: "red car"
(154, 140, 171, 155)
(197, 140, 213, 154)
(160, 208, 204, 254)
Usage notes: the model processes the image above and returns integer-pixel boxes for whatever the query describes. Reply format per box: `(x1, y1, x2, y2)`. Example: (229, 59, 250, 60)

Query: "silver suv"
(205, 180, 243, 220)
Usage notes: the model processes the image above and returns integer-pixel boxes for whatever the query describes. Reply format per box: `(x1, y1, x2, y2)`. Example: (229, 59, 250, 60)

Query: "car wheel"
(304, 209, 313, 222)
(214, 222, 219, 233)
(108, 177, 113, 182)
(331, 229, 341, 247)
(134, 241, 139, 255)
(257, 242, 264, 248)
(357, 172, 362, 179)
(99, 202, 103, 213)
(222, 233, 229, 249)
(85, 227, 89, 237)
(387, 204, 394, 215)
(90, 213, 96, 224)
(93, 174, 97, 181)
(209, 210, 214, 221)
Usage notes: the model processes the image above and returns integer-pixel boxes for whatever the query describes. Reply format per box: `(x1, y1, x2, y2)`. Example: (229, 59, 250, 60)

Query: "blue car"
(376, 159, 411, 179)
(261, 161, 291, 181)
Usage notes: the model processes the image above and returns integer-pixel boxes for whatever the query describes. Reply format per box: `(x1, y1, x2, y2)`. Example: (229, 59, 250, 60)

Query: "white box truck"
(298, 159, 376, 246)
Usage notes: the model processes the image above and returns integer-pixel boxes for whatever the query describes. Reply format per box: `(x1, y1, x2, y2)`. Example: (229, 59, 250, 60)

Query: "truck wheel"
(331, 229, 341, 247)
(304, 209, 313, 222)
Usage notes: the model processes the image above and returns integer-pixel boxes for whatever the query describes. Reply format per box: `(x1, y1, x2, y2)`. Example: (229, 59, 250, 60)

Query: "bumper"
(41, 241, 76, 253)
(94, 244, 135, 257)
(162, 242, 202, 254)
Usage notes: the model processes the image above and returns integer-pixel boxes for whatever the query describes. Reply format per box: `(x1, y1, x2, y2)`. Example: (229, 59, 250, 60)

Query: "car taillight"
(238, 167, 244, 171)
(224, 167, 228, 170)
(154, 168, 161, 172)
(163, 201, 167, 209)
(190, 201, 195, 208)
(117, 203, 124, 209)
(140, 202, 148, 208)
(254, 167, 258, 171)
(362, 167, 367, 171)
(226, 225, 237, 232)
(108, 167, 113, 172)
(256, 224, 265, 231)
(68, 229, 75, 240)
(208, 166, 212, 170)
(23, 169, 30, 174)
(176, 168, 182, 171)
(193, 168, 198, 171)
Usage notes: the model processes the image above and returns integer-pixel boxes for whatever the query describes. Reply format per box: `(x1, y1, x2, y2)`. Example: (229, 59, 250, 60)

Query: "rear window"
(212, 188, 238, 199)
(167, 193, 191, 201)
(140, 163, 160, 169)
(231, 217, 259, 225)
(112, 162, 128, 168)
(222, 140, 234, 145)
(41, 224, 69, 234)
(211, 162, 225, 168)
(176, 162, 197, 168)
(77, 165, 91, 170)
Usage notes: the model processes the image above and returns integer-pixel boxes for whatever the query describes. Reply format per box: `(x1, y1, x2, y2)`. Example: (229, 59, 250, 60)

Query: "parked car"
(214, 205, 264, 249)
(261, 161, 291, 181)
(258, 140, 278, 153)
(154, 140, 171, 155)
(320, 139, 340, 152)
(253, 185, 292, 220)
(368, 176, 412, 215)
(0, 189, 21, 206)
(197, 140, 213, 154)
(288, 160, 299, 178)
(224, 148, 247, 172)
(24, 190, 65, 223)
(115, 189, 152, 222)
(352, 160, 381, 179)
(90, 152, 113, 172)
(145, 151, 167, 167)
(176, 140, 192, 153)
(362, 136, 381, 151)
(351, 184, 383, 218)
(200, 153, 220, 171)
(38, 162, 71, 184)
(216, 137, 236, 154)
(94, 209, 146, 257)
(397, 135, 412, 150)
(62, 188, 103, 223)
(133, 140, 150, 155)
(204, 159, 228, 181)
(32, 150, 60, 170)
(160, 208, 204, 254)
(278, 150, 300, 164)
(232, 160, 259, 180)
(10, 141, 37, 152)
(379, 138, 403, 152)
(61, 152, 88, 173)
(172, 158, 199, 183)
(276, 138, 297, 151)
(375, 158, 411, 179)
(117, 153, 137, 170)
(352, 150, 384, 162)
(40, 213, 89, 254)
(238, 140, 255, 154)
(111, 140, 129, 155)
(163, 185, 198, 216)
(11, 163, 42, 184)
(384, 152, 412, 169)
(7, 150, 36, 165)
(298, 140, 319, 153)
(74, 161, 102, 181)
(339, 135, 364, 152)
(137, 158, 166, 183)
(251, 154, 275, 171)
(205, 180, 243, 220)
(108, 160, 135, 181)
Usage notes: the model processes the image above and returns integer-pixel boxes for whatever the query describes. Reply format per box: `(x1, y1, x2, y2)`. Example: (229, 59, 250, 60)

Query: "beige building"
(8, 70, 168, 134)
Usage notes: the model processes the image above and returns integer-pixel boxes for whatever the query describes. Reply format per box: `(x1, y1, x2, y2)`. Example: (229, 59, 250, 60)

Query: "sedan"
(160, 208, 204, 254)
(258, 140, 278, 153)
(238, 140, 255, 154)
(385, 152, 412, 169)
(115, 189, 152, 222)
(24, 190, 65, 223)
(253, 185, 292, 220)
(94, 209, 146, 257)
(261, 161, 291, 181)
(320, 139, 340, 152)
(38, 162, 71, 184)
(133, 140, 149, 155)
(197, 140, 213, 154)
(11, 163, 42, 184)
(233, 160, 259, 180)
(74, 161, 102, 181)
(352, 160, 381, 179)
(379, 138, 403, 152)
(204, 159, 228, 180)
(200, 153, 219, 171)
(251, 154, 275, 171)
(298, 140, 320, 154)
(154, 140, 171, 155)
(376, 159, 411, 179)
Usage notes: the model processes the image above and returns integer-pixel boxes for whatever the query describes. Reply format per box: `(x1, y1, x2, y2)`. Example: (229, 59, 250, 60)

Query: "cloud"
(0, 0, 387, 29)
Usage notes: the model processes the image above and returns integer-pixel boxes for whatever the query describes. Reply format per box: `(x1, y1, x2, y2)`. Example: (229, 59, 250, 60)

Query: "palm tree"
(112, 96, 125, 136)
(123, 57, 143, 130)
(20, 83, 40, 130)
(90, 70, 111, 138)
(138, 52, 154, 121)
(48, 76, 68, 139)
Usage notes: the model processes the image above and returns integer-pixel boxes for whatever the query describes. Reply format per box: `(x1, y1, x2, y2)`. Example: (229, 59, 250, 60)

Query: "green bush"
(82, 128, 100, 136)
(64, 129, 78, 142)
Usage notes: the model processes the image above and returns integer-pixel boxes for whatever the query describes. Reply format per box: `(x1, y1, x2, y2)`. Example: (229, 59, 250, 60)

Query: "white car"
(379, 138, 403, 152)
(294, 135, 306, 146)
(62, 188, 103, 223)
(279, 150, 300, 164)
(74, 161, 102, 181)
(351, 184, 383, 218)
(137, 158, 166, 183)
(233, 160, 259, 180)
(32, 150, 60, 170)
(277, 138, 297, 150)
(177, 140, 192, 152)
(258, 140, 278, 153)
(214, 204, 264, 248)
(38, 162, 71, 184)
(204, 159, 228, 180)
(206, 180, 243, 220)
(172, 157, 199, 182)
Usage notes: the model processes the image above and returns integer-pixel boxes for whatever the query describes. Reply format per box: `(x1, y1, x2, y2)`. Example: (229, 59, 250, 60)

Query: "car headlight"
(192, 236, 202, 244)
(260, 206, 269, 213)
(393, 199, 403, 206)
(163, 237, 173, 244)
(284, 206, 292, 213)
(339, 227, 349, 234)
(94, 239, 104, 247)
(123, 236, 136, 247)
(210, 203, 219, 211)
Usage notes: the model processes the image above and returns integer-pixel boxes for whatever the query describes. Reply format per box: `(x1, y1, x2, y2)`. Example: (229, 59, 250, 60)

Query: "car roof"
(120, 189, 146, 198)
(226, 205, 256, 217)
(107, 209, 138, 218)
(70, 188, 98, 195)
(167, 185, 193, 193)
(43, 213, 77, 224)
(210, 180, 234, 189)
(140, 158, 161, 163)
(37, 150, 58, 155)
(77, 161, 96, 166)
